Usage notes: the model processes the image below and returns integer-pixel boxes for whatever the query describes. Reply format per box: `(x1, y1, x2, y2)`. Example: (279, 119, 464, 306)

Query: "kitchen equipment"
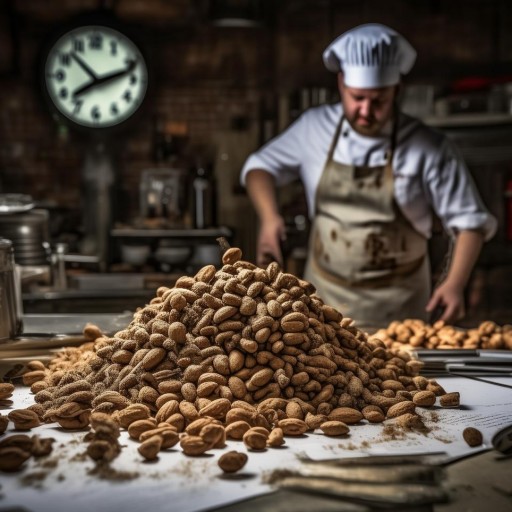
(120, 243, 151, 266)
(493, 424, 512, 455)
(267, 454, 448, 507)
(0, 194, 35, 214)
(191, 244, 222, 266)
(0, 208, 50, 266)
(192, 163, 217, 229)
(0, 238, 23, 341)
(154, 245, 192, 266)
(140, 168, 190, 227)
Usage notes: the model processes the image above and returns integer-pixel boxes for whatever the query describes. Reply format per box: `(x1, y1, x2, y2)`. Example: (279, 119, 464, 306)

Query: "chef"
(240, 23, 497, 329)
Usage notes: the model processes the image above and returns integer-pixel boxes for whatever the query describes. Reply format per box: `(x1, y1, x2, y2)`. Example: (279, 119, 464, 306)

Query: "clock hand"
(73, 59, 138, 97)
(71, 52, 99, 80)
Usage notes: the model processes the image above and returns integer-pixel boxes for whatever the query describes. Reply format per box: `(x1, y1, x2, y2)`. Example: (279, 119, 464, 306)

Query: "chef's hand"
(257, 215, 286, 267)
(426, 281, 465, 324)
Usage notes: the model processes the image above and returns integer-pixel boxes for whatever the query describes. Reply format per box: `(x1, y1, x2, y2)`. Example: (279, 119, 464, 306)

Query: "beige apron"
(304, 115, 430, 330)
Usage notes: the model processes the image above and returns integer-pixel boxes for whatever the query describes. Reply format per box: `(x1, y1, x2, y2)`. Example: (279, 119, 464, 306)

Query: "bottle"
(0, 238, 23, 341)
(192, 163, 217, 229)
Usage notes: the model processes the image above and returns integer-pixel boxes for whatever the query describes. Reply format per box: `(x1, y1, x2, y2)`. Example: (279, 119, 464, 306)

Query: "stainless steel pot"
(0, 209, 50, 266)
(0, 238, 23, 341)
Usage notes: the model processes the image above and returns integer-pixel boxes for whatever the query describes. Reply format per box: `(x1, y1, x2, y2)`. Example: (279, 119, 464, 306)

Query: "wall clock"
(43, 24, 148, 129)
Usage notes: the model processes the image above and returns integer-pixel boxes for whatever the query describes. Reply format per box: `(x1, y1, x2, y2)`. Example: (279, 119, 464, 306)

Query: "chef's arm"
(426, 229, 484, 323)
(245, 169, 286, 267)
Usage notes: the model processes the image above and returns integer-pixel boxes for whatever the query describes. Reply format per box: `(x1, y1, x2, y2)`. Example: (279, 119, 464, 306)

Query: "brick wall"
(1, 0, 512, 261)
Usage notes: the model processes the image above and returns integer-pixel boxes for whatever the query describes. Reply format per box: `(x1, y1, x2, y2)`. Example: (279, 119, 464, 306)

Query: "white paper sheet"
(1, 376, 511, 512)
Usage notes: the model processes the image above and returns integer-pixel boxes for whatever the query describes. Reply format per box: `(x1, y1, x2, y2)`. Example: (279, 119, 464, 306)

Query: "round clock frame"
(41, 17, 149, 133)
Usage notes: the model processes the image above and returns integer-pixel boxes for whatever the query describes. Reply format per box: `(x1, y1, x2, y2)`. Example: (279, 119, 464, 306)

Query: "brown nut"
(7, 409, 40, 431)
(277, 418, 308, 436)
(222, 248, 242, 265)
(320, 420, 350, 436)
(412, 390, 436, 407)
(0, 414, 9, 434)
(463, 427, 483, 447)
(0, 446, 32, 472)
(180, 434, 210, 456)
(440, 392, 460, 408)
(361, 406, 385, 423)
(0, 382, 15, 400)
(327, 407, 363, 425)
(225, 420, 251, 440)
(243, 428, 267, 451)
(267, 427, 285, 447)
(386, 401, 416, 419)
(138, 435, 163, 460)
(83, 323, 104, 341)
(218, 450, 248, 473)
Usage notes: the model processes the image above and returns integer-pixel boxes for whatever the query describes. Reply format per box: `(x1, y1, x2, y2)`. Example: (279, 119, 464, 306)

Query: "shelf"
(110, 226, 233, 239)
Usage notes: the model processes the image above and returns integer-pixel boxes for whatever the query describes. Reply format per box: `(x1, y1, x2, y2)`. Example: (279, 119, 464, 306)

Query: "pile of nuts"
(1, 247, 462, 471)
(0, 434, 55, 472)
(371, 319, 512, 351)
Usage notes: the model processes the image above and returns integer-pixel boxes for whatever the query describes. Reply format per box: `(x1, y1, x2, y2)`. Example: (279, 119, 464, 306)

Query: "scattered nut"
(218, 450, 248, 473)
(463, 427, 483, 447)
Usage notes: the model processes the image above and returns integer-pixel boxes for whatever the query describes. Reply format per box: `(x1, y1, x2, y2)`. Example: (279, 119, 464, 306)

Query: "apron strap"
(323, 111, 399, 188)
(383, 106, 399, 185)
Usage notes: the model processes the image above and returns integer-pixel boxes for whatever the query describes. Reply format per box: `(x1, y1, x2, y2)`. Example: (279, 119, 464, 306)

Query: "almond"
(243, 428, 267, 450)
(412, 390, 436, 407)
(225, 420, 251, 440)
(361, 405, 385, 423)
(440, 392, 460, 407)
(180, 434, 210, 456)
(320, 420, 350, 436)
(462, 427, 483, 447)
(327, 407, 363, 425)
(386, 400, 416, 419)
(267, 427, 285, 447)
(138, 435, 163, 460)
(277, 418, 308, 436)
(218, 450, 248, 473)
(0, 446, 31, 471)
(7, 409, 40, 430)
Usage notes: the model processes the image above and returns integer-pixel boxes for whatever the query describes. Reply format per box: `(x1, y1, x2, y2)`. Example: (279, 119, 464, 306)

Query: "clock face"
(44, 25, 148, 128)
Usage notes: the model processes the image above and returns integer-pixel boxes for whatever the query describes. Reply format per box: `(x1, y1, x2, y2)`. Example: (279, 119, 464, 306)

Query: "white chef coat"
(240, 103, 497, 241)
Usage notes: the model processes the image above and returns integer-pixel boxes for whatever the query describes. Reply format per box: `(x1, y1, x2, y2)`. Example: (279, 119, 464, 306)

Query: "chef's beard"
(346, 114, 389, 137)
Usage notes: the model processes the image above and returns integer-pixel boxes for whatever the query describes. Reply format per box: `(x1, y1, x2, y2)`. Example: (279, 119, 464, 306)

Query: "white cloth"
(240, 103, 497, 241)
(323, 23, 416, 88)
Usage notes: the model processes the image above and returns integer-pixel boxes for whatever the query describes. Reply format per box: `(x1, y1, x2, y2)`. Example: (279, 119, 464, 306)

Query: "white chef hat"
(323, 23, 416, 88)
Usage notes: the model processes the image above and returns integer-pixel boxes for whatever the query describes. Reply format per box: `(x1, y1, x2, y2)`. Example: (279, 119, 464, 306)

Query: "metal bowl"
(0, 194, 35, 214)
(154, 246, 192, 265)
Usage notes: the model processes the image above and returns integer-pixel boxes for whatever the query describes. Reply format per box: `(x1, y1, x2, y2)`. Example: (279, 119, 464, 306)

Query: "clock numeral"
(73, 38, 84, 53)
(129, 74, 137, 85)
(110, 40, 118, 56)
(91, 105, 101, 121)
(59, 53, 71, 66)
(72, 98, 83, 114)
(89, 34, 103, 50)
(59, 87, 68, 99)
(110, 103, 119, 115)
(123, 90, 132, 103)
(54, 69, 66, 82)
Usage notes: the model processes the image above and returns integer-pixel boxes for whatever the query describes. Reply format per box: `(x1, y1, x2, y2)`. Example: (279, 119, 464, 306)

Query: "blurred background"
(1, 0, 511, 323)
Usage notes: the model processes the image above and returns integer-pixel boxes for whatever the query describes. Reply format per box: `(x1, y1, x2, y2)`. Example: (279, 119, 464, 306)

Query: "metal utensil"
(276, 476, 448, 506)
(281, 462, 444, 484)
(492, 424, 512, 455)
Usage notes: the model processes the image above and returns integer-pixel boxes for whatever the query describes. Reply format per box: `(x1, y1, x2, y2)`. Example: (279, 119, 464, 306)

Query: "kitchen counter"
(1, 314, 511, 512)
(21, 312, 134, 336)
(0, 313, 134, 370)
(0, 377, 511, 512)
